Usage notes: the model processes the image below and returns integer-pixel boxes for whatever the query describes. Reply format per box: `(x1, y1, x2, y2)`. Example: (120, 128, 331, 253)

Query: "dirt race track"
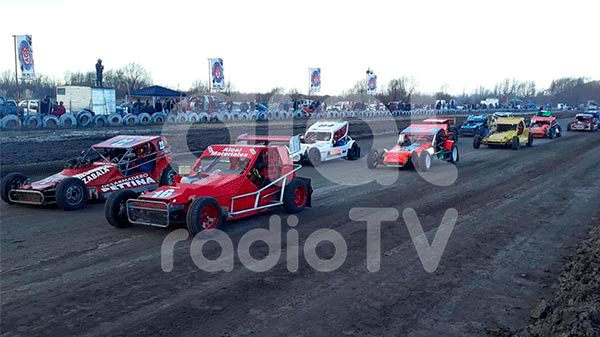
(1, 116, 600, 336)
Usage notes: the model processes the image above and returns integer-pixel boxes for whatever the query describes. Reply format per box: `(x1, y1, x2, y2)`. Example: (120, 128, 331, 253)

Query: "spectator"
(95, 59, 104, 87)
(53, 101, 66, 117)
(155, 99, 163, 112)
(40, 96, 51, 115)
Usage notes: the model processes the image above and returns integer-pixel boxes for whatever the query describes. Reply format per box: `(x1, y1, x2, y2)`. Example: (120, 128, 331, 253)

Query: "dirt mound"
(514, 218, 600, 337)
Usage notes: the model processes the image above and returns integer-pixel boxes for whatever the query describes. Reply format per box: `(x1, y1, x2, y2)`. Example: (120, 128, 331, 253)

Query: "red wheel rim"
(200, 204, 220, 231)
(293, 184, 307, 207)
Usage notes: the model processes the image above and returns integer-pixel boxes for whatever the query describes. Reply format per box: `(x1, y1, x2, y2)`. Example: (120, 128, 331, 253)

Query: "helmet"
(398, 134, 406, 145)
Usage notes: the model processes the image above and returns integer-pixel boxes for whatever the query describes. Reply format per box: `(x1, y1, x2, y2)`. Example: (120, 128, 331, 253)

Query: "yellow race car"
(473, 117, 532, 150)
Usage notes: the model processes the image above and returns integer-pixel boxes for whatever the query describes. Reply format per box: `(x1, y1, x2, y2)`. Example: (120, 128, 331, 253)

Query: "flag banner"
(17, 35, 35, 80)
(209, 58, 224, 91)
(309, 68, 321, 93)
(367, 73, 377, 95)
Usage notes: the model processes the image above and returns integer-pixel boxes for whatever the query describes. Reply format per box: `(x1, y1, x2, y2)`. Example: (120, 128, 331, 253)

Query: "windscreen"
(197, 156, 249, 175)
(304, 132, 331, 144)
(496, 124, 517, 132)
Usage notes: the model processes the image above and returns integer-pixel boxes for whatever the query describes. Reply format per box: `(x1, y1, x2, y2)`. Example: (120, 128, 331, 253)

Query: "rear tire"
(187, 197, 223, 236)
(527, 133, 533, 147)
(56, 178, 88, 210)
(555, 125, 562, 137)
(105, 190, 138, 228)
(283, 178, 308, 213)
(1, 172, 28, 204)
(367, 149, 379, 169)
(308, 147, 321, 167)
(159, 165, 177, 186)
(548, 127, 554, 139)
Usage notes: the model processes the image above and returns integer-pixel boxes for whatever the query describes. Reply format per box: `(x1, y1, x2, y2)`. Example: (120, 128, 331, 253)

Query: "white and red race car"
(298, 120, 361, 166)
(1, 135, 175, 210)
(367, 123, 459, 171)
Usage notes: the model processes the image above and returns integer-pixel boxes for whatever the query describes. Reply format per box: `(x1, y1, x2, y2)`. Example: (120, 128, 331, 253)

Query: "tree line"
(1, 64, 598, 109)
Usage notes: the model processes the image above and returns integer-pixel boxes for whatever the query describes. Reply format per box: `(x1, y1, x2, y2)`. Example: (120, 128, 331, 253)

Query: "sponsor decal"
(207, 146, 251, 158)
(100, 173, 156, 193)
(329, 148, 343, 155)
(75, 166, 111, 184)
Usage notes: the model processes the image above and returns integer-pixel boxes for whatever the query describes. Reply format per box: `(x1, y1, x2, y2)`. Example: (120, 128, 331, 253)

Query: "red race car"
(104, 143, 312, 236)
(529, 115, 562, 138)
(367, 124, 459, 171)
(567, 113, 599, 132)
(1, 135, 176, 210)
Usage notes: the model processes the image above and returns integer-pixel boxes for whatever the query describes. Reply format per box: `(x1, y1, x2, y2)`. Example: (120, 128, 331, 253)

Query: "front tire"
(308, 147, 321, 167)
(418, 152, 432, 172)
(527, 133, 533, 147)
(367, 149, 379, 169)
(448, 145, 459, 163)
(473, 135, 482, 149)
(555, 125, 562, 137)
(105, 190, 138, 228)
(187, 197, 223, 236)
(1, 172, 28, 204)
(283, 178, 309, 213)
(511, 136, 520, 150)
(346, 143, 360, 160)
(56, 178, 88, 210)
(548, 127, 554, 139)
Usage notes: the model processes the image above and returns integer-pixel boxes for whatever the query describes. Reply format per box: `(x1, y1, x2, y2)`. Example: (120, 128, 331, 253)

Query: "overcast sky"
(1, 0, 598, 95)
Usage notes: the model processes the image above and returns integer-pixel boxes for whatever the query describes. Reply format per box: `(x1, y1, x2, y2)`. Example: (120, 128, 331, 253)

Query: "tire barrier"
(166, 114, 178, 124)
(59, 113, 78, 128)
(1, 114, 22, 130)
(151, 112, 167, 125)
(138, 112, 152, 126)
(175, 114, 187, 124)
(199, 113, 210, 123)
(122, 114, 139, 126)
(256, 112, 268, 121)
(219, 112, 232, 122)
(108, 113, 123, 126)
(92, 114, 108, 127)
(24, 115, 42, 129)
(42, 115, 59, 128)
(76, 110, 93, 127)
(187, 112, 199, 123)
(1, 108, 545, 129)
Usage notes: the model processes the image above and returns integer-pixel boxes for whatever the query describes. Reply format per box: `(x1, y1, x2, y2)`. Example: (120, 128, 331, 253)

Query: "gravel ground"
(513, 215, 600, 337)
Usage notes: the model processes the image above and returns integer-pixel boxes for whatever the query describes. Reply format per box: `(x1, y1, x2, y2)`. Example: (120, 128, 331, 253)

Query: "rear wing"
(236, 134, 301, 155)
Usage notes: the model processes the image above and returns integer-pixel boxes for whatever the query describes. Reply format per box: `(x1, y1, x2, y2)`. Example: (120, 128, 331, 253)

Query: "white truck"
(298, 120, 361, 166)
(55, 86, 116, 115)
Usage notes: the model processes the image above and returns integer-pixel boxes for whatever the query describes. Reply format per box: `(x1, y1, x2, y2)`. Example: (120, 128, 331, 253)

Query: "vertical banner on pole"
(16, 35, 35, 80)
(309, 68, 321, 94)
(367, 73, 377, 95)
(366, 69, 377, 95)
(209, 58, 224, 91)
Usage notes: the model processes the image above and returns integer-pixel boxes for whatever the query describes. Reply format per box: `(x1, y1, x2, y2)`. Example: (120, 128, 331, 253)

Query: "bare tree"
(120, 63, 152, 94)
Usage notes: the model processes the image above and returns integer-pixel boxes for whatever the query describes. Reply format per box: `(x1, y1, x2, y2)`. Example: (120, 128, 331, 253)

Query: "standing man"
(95, 59, 104, 87)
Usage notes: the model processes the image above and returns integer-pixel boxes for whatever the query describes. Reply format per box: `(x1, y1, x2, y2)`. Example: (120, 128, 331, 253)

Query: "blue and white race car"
(458, 114, 490, 137)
